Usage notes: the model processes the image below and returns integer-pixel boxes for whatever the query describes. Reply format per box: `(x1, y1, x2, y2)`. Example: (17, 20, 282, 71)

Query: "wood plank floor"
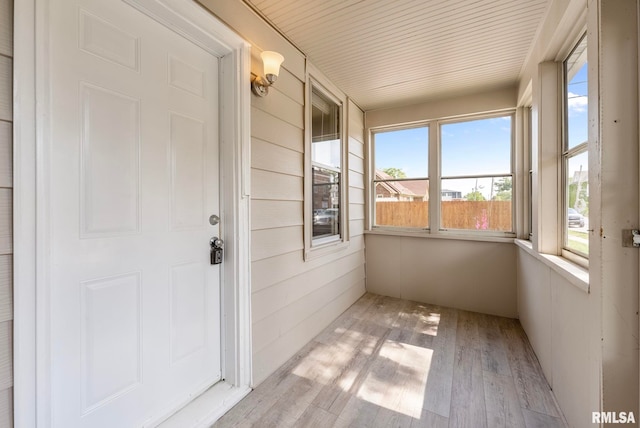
(213, 293, 567, 428)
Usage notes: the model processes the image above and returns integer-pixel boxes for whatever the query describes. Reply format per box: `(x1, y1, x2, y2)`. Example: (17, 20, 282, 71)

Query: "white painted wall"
(516, 1, 639, 427)
(198, 0, 366, 386)
(589, 0, 639, 419)
(0, 0, 12, 425)
(366, 235, 517, 318)
(366, 86, 517, 129)
(516, 247, 591, 426)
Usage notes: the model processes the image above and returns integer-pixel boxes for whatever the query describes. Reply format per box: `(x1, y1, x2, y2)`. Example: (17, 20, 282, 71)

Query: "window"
(440, 115, 514, 233)
(563, 34, 588, 258)
(372, 126, 429, 229)
(310, 83, 343, 246)
(370, 113, 514, 236)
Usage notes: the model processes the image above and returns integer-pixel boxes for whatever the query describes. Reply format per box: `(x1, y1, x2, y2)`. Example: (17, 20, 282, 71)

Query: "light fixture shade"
(261, 51, 284, 77)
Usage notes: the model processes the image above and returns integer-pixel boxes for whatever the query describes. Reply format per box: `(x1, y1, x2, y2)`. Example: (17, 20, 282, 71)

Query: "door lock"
(622, 229, 640, 248)
(210, 237, 224, 264)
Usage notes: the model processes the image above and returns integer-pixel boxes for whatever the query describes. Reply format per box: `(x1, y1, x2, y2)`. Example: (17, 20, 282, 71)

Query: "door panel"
(170, 113, 206, 230)
(170, 262, 206, 364)
(48, 0, 221, 426)
(80, 83, 140, 236)
(81, 273, 142, 413)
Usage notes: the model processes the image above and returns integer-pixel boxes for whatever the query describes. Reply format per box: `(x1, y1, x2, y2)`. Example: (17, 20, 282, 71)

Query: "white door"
(48, 0, 222, 426)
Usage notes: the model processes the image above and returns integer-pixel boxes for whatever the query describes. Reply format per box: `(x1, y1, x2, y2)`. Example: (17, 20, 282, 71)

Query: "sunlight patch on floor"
(292, 330, 364, 385)
(417, 312, 441, 336)
(356, 340, 433, 418)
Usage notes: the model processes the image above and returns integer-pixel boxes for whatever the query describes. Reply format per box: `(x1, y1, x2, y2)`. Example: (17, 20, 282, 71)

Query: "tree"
(493, 177, 512, 201)
(465, 190, 486, 201)
(569, 181, 588, 215)
(382, 167, 406, 179)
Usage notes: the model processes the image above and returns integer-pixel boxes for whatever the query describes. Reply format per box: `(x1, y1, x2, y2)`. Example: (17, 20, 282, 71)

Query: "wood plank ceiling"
(243, 0, 551, 110)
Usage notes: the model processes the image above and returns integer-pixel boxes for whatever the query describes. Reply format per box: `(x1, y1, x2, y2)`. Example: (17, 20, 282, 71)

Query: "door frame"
(13, 0, 253, 426)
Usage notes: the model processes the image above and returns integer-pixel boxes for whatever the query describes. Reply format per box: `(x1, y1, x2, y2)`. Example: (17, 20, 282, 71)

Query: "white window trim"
(523, 103, 533, 240)
(514, 82, 534, 242)
(527, 60, 591, 287)
(304, 66, 350, 260)
(561, 32, 589, 263)
(515, 239, 588, 292)
(368, 110, 517, 240)
(532, 60, 562, 255)
(370, 122, 431, 231)
(525, 21, 590, 286)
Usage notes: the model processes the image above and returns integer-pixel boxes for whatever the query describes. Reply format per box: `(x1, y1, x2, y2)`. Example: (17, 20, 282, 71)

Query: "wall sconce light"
(251, 51, 284, 97)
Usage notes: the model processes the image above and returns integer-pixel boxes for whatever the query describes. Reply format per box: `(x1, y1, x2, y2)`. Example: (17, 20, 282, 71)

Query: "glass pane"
(312, 87, 341, 169)
(565, 36, 588, 150)
(440, 177, 512, 231)
(312, 167, 340, 239)
(312, 138, 340, 170)
(441, 116, 511, 176)
(374, 179, 429, 228)
(374, 127, 428, 178)
(565, 151, 589, 255)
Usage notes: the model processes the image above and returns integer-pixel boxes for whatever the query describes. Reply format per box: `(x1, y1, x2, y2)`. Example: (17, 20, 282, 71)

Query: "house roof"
(241, 0, 551, 110)
(400, 180, 429, 197)
(375, 170, 428, 199)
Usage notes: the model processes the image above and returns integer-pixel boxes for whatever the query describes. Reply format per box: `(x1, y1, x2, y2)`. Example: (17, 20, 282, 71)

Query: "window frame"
(527, 108, 533, 240)
(368, 110, 516, 239)
(304, 74, 349, 260)
(370, 122, 430, 232)
(561, 32, 589, 264)
(437, 112, 516, 237)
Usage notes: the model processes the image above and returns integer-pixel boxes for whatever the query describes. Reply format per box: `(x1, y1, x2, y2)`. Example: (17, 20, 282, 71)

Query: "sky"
(374, 116, 512, 198)
(374, 63, 588, 199)
(567, 64, 588, 148)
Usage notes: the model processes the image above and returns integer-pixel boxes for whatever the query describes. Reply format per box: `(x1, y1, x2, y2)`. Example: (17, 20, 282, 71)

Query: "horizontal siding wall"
(347, 99, 366, 243)
(250, 87, 367, 384)
(0, 0, 12, 425)
(198, 0, 366, 386)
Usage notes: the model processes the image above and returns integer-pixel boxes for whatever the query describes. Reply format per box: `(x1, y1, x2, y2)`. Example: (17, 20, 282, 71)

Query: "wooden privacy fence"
(375, 201, 512, 231)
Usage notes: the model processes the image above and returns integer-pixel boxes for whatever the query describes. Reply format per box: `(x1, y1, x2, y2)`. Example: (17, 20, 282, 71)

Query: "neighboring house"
(374, 169, 427, 201)
(1, 0, 638, 427)
(441, 189, 463, 201)
(375, 173, 458, 202)
(399, 179, 430, 202)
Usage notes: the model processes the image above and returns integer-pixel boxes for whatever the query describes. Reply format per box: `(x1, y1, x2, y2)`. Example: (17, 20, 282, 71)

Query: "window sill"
(365, 228, 515, 244)
(514, 239, 589, 293)
(305, 239, 350, 261)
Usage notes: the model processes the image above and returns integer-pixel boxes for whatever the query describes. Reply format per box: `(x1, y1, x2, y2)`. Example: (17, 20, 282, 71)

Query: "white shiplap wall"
(197, 0, 367, 385)
(0, 0, 12, 425)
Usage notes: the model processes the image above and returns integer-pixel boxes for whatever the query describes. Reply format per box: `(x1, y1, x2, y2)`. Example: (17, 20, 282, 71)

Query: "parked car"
(313, 208, 339, 225)
(313, 208, 340, 236)
(568, 208, 585, 228)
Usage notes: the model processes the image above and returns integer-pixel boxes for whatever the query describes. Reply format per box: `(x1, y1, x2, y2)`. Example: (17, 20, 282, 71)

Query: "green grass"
(567, 229, 589, 256)
(568, 229, 588, 239)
